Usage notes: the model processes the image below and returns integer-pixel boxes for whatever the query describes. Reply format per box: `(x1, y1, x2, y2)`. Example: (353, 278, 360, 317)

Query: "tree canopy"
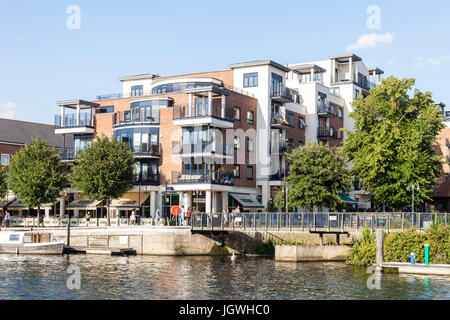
(70, 136, 136, 223)
(276, 143, 352, 211)
(8, 137, 66, 214)
(0, 167, 7, 202)
(344, 76, 445, 209)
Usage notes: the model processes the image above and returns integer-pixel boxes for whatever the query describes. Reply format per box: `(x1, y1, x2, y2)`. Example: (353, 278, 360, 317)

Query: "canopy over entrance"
(110, 192, 149, 210)
(66, 198, 102, 211)
(229, 193, 264, 209)
(338, 194, 358, 204)
(6, 199, 55, 210)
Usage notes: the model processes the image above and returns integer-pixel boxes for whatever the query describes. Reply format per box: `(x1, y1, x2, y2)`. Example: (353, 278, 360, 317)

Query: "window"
(298, 117, 307, 128)
(243, 73, 258, 88)
(246, 166, 254, 180)
(100, 106, 114, 113)
(337, 108, 343, 119)
(1, 154, 10, 166)
(131, 85, 143, 97)
(234, 106, 241, 121)
(271, 73, 283, 96)
(246, 138, 254, 152)
(233, 165, 240, 178)
(247, 111, 254, 124)
(354, 89, 360, 99)
(287, 113, 294, 127)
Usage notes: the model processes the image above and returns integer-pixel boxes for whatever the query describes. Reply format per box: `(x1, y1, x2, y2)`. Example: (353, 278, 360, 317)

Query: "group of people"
(0, 210, 11, 228)
(175, 206, 192, 226)
(223, 205, 241, 227)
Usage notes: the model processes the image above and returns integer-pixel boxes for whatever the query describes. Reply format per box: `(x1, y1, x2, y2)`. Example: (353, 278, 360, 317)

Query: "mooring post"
(66, 224, 71, 247)
(376, 229, 384, 271)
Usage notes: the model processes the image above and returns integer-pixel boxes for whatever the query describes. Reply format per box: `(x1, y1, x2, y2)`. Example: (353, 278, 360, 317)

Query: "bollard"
(376, 229, 384, 271)
(425, 243, 430, 265)
(410, 252, 415, 264)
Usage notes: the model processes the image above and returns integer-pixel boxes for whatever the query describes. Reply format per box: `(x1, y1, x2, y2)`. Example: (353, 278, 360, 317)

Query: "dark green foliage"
(70, 136, 135, 202)
(8, 138, 66, 214)
(0, 167, 7, 201)
(347, 225, 450, 266)
(252, 239, 275, 255)
(344, 77, 445, 209)
(275, 143, 352, 211)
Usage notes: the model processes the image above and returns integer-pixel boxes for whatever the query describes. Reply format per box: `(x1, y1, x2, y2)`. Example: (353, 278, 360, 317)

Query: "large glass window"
(243, 73, 258, 88)
(126, 99, 170, 124)
(100, 106, 114, 113)
(74, 134, 93, 156)
(271, 73, 283, 96)
(247, 111, 254, 124)
(131, 85, 143, 97)
(114, 127, 159, 154)
(246, 166, 254, 180)
(134, 159, 159, 184)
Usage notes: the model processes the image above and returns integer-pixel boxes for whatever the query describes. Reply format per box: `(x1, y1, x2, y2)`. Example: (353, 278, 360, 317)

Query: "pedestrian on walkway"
(155, 208, 161, 225)
(186, 207, 192, 226)
(178, 205, 185, 226)
(4, 210, 10, 228)
(86, 212, 91, 227)
(130, 209, 137, 226)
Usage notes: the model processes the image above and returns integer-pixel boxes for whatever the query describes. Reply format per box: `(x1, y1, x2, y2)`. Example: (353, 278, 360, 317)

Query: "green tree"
(344, 76, 445, 210)
(70, 136, 135, 226)
(275, 143, 352, 211)
(0, 167, 7, 203)
(8, 138, 66, 222)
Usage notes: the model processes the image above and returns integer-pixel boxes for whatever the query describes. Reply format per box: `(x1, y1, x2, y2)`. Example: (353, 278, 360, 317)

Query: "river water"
(0, 254, 448, 300)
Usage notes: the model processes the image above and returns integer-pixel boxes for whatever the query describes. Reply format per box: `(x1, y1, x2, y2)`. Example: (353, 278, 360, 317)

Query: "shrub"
(252, 239, 275, 255)
(346, 228, 376, 266)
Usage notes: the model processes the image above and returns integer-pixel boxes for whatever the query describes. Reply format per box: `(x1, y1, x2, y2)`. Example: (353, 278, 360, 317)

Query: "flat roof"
(330, 54, 362, 62)
(369, 67, 385, 75)
(56, 99, 100, 109)
(229, 60, 291, 72)
(289, 64, 327, 74)
(118, 73, 160, 82)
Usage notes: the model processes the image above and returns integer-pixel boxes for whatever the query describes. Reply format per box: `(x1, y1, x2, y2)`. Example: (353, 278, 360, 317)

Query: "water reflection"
(0, 254, 448, 300)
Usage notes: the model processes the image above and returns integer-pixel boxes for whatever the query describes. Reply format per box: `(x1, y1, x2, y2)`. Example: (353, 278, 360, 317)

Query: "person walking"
(223, 206, 229, 227)
(186, 207, 192, 226)
(155, 208, 161, 225)
(4, 210, 10, 228)
(86, 212, 91, 227)
(130, 209, 137, 226)
(178, 205, 185, 226)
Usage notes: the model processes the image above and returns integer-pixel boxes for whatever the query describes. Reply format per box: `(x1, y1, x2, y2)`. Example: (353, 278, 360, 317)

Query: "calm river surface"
(0, 254, 448, 300)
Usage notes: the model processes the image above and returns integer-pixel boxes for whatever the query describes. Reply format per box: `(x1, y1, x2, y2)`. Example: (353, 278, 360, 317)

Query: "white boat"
(0, 231, 64, 255)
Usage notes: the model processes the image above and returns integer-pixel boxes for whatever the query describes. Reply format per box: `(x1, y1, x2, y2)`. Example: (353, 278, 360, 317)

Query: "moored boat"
(0, 231, 64, 255)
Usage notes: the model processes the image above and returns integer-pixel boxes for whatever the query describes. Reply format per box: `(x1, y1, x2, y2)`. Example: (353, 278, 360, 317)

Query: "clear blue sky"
(1, 0, 449, 124)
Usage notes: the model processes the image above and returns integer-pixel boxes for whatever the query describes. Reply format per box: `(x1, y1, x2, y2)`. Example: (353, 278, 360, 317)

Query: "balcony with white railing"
(55, 100, 98, 135)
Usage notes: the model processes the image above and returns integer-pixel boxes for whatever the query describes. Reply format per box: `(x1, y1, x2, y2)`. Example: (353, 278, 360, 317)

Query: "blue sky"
(0, 0, 449, 124)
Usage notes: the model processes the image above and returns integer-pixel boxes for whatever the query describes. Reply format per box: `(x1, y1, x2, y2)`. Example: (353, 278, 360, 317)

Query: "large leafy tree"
(0, 167, 7, 203)
(276, 143, 352, 211)
(8, 138, 66, 221)
(344, 76, 444, 210)
(70, 136, 135, 226)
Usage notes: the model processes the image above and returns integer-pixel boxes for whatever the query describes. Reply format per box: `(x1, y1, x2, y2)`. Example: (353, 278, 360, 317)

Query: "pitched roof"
(0, 118, 73, 149)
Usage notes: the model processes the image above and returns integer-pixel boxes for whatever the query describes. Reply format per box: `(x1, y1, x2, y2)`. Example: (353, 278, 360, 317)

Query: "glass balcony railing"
(317, 126, 338, 140)
(54, 113, 92, 128)
(172, 105, 234, 122)
(172, 142, 233, 157)
(270, 88, 294, 102)
(317, 103, 337, 117)
(172, 170, 234, 185)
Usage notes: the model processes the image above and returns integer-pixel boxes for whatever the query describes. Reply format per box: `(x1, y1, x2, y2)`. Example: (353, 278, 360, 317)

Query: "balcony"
(113, 111, 159, 128)
(317, 126, 338, 140)
(317, 103, 337, 118)
(54, 113, 94, 135)
(271, 114, 292, 129)
(171, 170, 234, 186)
(172, 142, 233, 159)
(131, 144, 160, 158)
(270, 88, 294, 103)
(58, 148, 75, 162)
(136, 174, 160, 186)
(172, 105, 234, 128)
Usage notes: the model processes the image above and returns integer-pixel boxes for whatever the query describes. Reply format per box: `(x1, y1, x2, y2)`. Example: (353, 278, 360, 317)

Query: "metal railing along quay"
(190, 212, 449, 232)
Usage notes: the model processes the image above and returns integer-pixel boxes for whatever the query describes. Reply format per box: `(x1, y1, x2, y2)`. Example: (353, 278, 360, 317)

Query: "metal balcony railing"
(317, 126, 338, 139)
(270, 87, 294, 101)
(55, 113, 92, 128)
(173, 105, 234, 122)
(317, 103, 337, 117)
(172, 142, 233, 157)
(132, 144, 160, 157)
(58, 148, 75, 161)
(114, 111, 159, 126)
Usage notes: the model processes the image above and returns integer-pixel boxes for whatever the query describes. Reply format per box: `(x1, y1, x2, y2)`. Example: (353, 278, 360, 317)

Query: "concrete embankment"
(9, 227, 360, 256)
(275, 244, 351, 262)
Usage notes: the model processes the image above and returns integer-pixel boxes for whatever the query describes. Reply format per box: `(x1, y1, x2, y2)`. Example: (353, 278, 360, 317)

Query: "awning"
(229, 193, 264, 209)
(6, 199, 55, 210)
(110, 192, 149, 210)
(66, 198, 102, 210)
(338, 194, 358, 204)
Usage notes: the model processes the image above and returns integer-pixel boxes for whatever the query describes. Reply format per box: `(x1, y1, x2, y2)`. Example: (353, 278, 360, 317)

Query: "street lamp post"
(407, 183, 420, 213)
